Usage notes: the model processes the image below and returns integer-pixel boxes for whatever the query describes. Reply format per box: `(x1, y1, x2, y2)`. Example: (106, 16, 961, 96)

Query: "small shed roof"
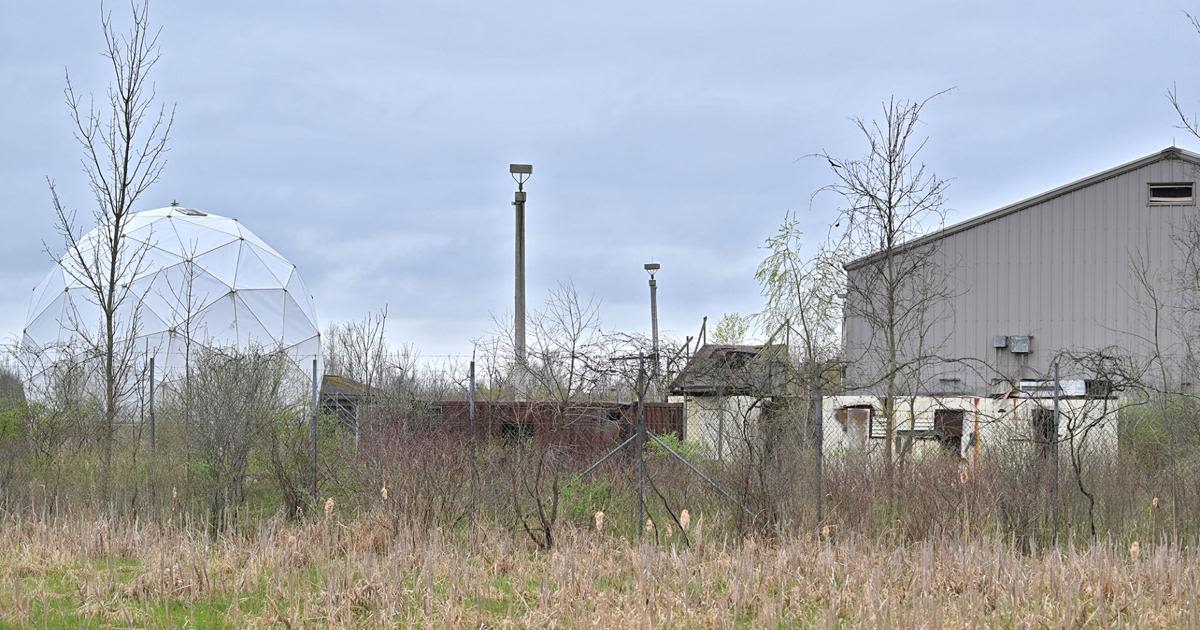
(668, 343, 792, 396)
(321, 374, 372, 398)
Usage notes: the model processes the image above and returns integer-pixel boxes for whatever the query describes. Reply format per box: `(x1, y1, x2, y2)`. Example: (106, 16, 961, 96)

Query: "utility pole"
(640, 263, 660, 533)
(468, 356, 479, 541)
(509, 163, 532, 396)
(644, 263, 661, 398)
(814, 372, 823, 530)
(636, 355, 647, 537)
(148, 356, 156, 452)
(1052, 361, 1060, 546)
(311, 358, 319, 504)
(468, 359, 478, 438)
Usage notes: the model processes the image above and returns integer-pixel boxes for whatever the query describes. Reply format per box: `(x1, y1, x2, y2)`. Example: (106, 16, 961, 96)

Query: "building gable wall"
(845, 155, 1200, 394)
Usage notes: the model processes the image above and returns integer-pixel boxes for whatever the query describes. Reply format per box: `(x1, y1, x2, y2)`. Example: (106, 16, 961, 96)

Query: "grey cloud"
(3, 0, 1198, 357)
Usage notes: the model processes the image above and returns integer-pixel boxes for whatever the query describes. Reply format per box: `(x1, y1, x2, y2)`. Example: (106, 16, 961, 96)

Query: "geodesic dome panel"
(21, 206, 321, 385)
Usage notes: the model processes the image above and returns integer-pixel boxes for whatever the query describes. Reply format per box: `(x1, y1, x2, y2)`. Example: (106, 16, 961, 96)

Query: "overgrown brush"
(0, 506, 1196, 627)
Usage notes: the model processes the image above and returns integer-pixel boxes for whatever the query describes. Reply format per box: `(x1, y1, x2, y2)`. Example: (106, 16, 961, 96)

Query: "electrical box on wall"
(993, 335, 1008, 349)
(1010, 335, 1031, 354)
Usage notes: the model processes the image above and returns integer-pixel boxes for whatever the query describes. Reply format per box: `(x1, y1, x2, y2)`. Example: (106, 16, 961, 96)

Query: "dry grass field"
(5, 367, 1199, 627)
(0, 508, 1195, 628)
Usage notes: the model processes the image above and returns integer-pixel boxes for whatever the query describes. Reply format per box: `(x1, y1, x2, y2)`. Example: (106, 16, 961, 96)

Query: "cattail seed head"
(594, 511, 605, 533)
(381, 486, 388, 501)
(680, 509, 691, 531)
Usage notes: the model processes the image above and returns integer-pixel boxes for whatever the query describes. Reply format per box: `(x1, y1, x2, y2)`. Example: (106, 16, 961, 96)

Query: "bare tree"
(523, 282, 613, 403)
(1169, 12, 1200, 142)
(820, 94, 952, 492)
(324, 308, 390, 386)
(489, 283, 615, 548)
(755, 210, 847, 525)
(184, 347, 291, 529)
(1050, 349, 1147, 539)
(47, 2, 173, 500)
(324, 306, 391, 446)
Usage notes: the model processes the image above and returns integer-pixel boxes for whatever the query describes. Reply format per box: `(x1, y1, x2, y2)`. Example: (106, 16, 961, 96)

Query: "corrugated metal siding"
(845, 156, 1199, 394)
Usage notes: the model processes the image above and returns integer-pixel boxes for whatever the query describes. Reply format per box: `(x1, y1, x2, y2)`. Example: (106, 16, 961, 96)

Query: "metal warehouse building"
(832, 147, 1200, 456)
(844, 146, 1200, 395)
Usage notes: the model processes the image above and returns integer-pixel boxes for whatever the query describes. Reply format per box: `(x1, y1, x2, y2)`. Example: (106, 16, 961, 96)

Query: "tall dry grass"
(0, 507, 1197, 628)
(7, 377, 1200, 626)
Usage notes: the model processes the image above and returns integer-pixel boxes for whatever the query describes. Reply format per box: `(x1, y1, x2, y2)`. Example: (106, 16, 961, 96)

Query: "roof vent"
(1149, 183, 1193, 205)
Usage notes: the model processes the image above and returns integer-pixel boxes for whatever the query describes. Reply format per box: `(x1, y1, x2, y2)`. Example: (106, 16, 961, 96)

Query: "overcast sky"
(3, 1, 1199, 362)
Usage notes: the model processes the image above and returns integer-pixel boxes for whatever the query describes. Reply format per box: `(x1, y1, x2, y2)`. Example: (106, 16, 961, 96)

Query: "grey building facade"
(843, 147, 1200, 396)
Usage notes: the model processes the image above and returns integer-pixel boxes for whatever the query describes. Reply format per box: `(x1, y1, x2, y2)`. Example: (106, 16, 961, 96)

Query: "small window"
(1084, 379, 1113, 398)
(176, 207, 208, 216)
(500, 420, 533, 442)
(1031, 408, 1056, 459)
(1149, 183, 1194, 205)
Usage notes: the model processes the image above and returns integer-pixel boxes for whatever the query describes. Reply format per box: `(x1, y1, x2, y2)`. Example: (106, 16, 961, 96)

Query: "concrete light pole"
(509, 163, 532, 393)
(644, 263, 661, 398)
(644, 263, 660, 357)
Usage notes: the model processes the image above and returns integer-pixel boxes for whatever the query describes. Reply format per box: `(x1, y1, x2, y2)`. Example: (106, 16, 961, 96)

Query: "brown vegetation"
(0, 504, 1195, 627)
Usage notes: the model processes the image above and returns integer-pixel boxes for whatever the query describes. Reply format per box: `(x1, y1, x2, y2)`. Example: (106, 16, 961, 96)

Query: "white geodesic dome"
(21, 206, 321, 385)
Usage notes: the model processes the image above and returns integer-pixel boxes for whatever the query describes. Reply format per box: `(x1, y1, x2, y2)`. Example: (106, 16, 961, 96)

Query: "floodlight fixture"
(509, 163, 533, 188)
(643, 262, 660, 279)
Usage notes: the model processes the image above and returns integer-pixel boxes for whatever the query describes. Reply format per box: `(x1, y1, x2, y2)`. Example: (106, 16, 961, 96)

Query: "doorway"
(933, 409, 964, 456)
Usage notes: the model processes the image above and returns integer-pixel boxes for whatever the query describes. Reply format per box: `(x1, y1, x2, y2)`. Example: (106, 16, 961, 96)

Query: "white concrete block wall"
(668, 395, 764, 460)
(822, 395, 1120, 462)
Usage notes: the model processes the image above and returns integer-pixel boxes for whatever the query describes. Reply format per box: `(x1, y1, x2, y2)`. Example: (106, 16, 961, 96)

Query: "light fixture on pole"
(644, 262, 661, 394)
(510, 163, 533, 392)
(643, 260, 662, 360)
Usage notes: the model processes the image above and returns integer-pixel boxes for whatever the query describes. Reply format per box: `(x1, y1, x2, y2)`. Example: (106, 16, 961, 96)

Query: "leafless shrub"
(359, 427, 474, 538)
(175, 347, 294, 529)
